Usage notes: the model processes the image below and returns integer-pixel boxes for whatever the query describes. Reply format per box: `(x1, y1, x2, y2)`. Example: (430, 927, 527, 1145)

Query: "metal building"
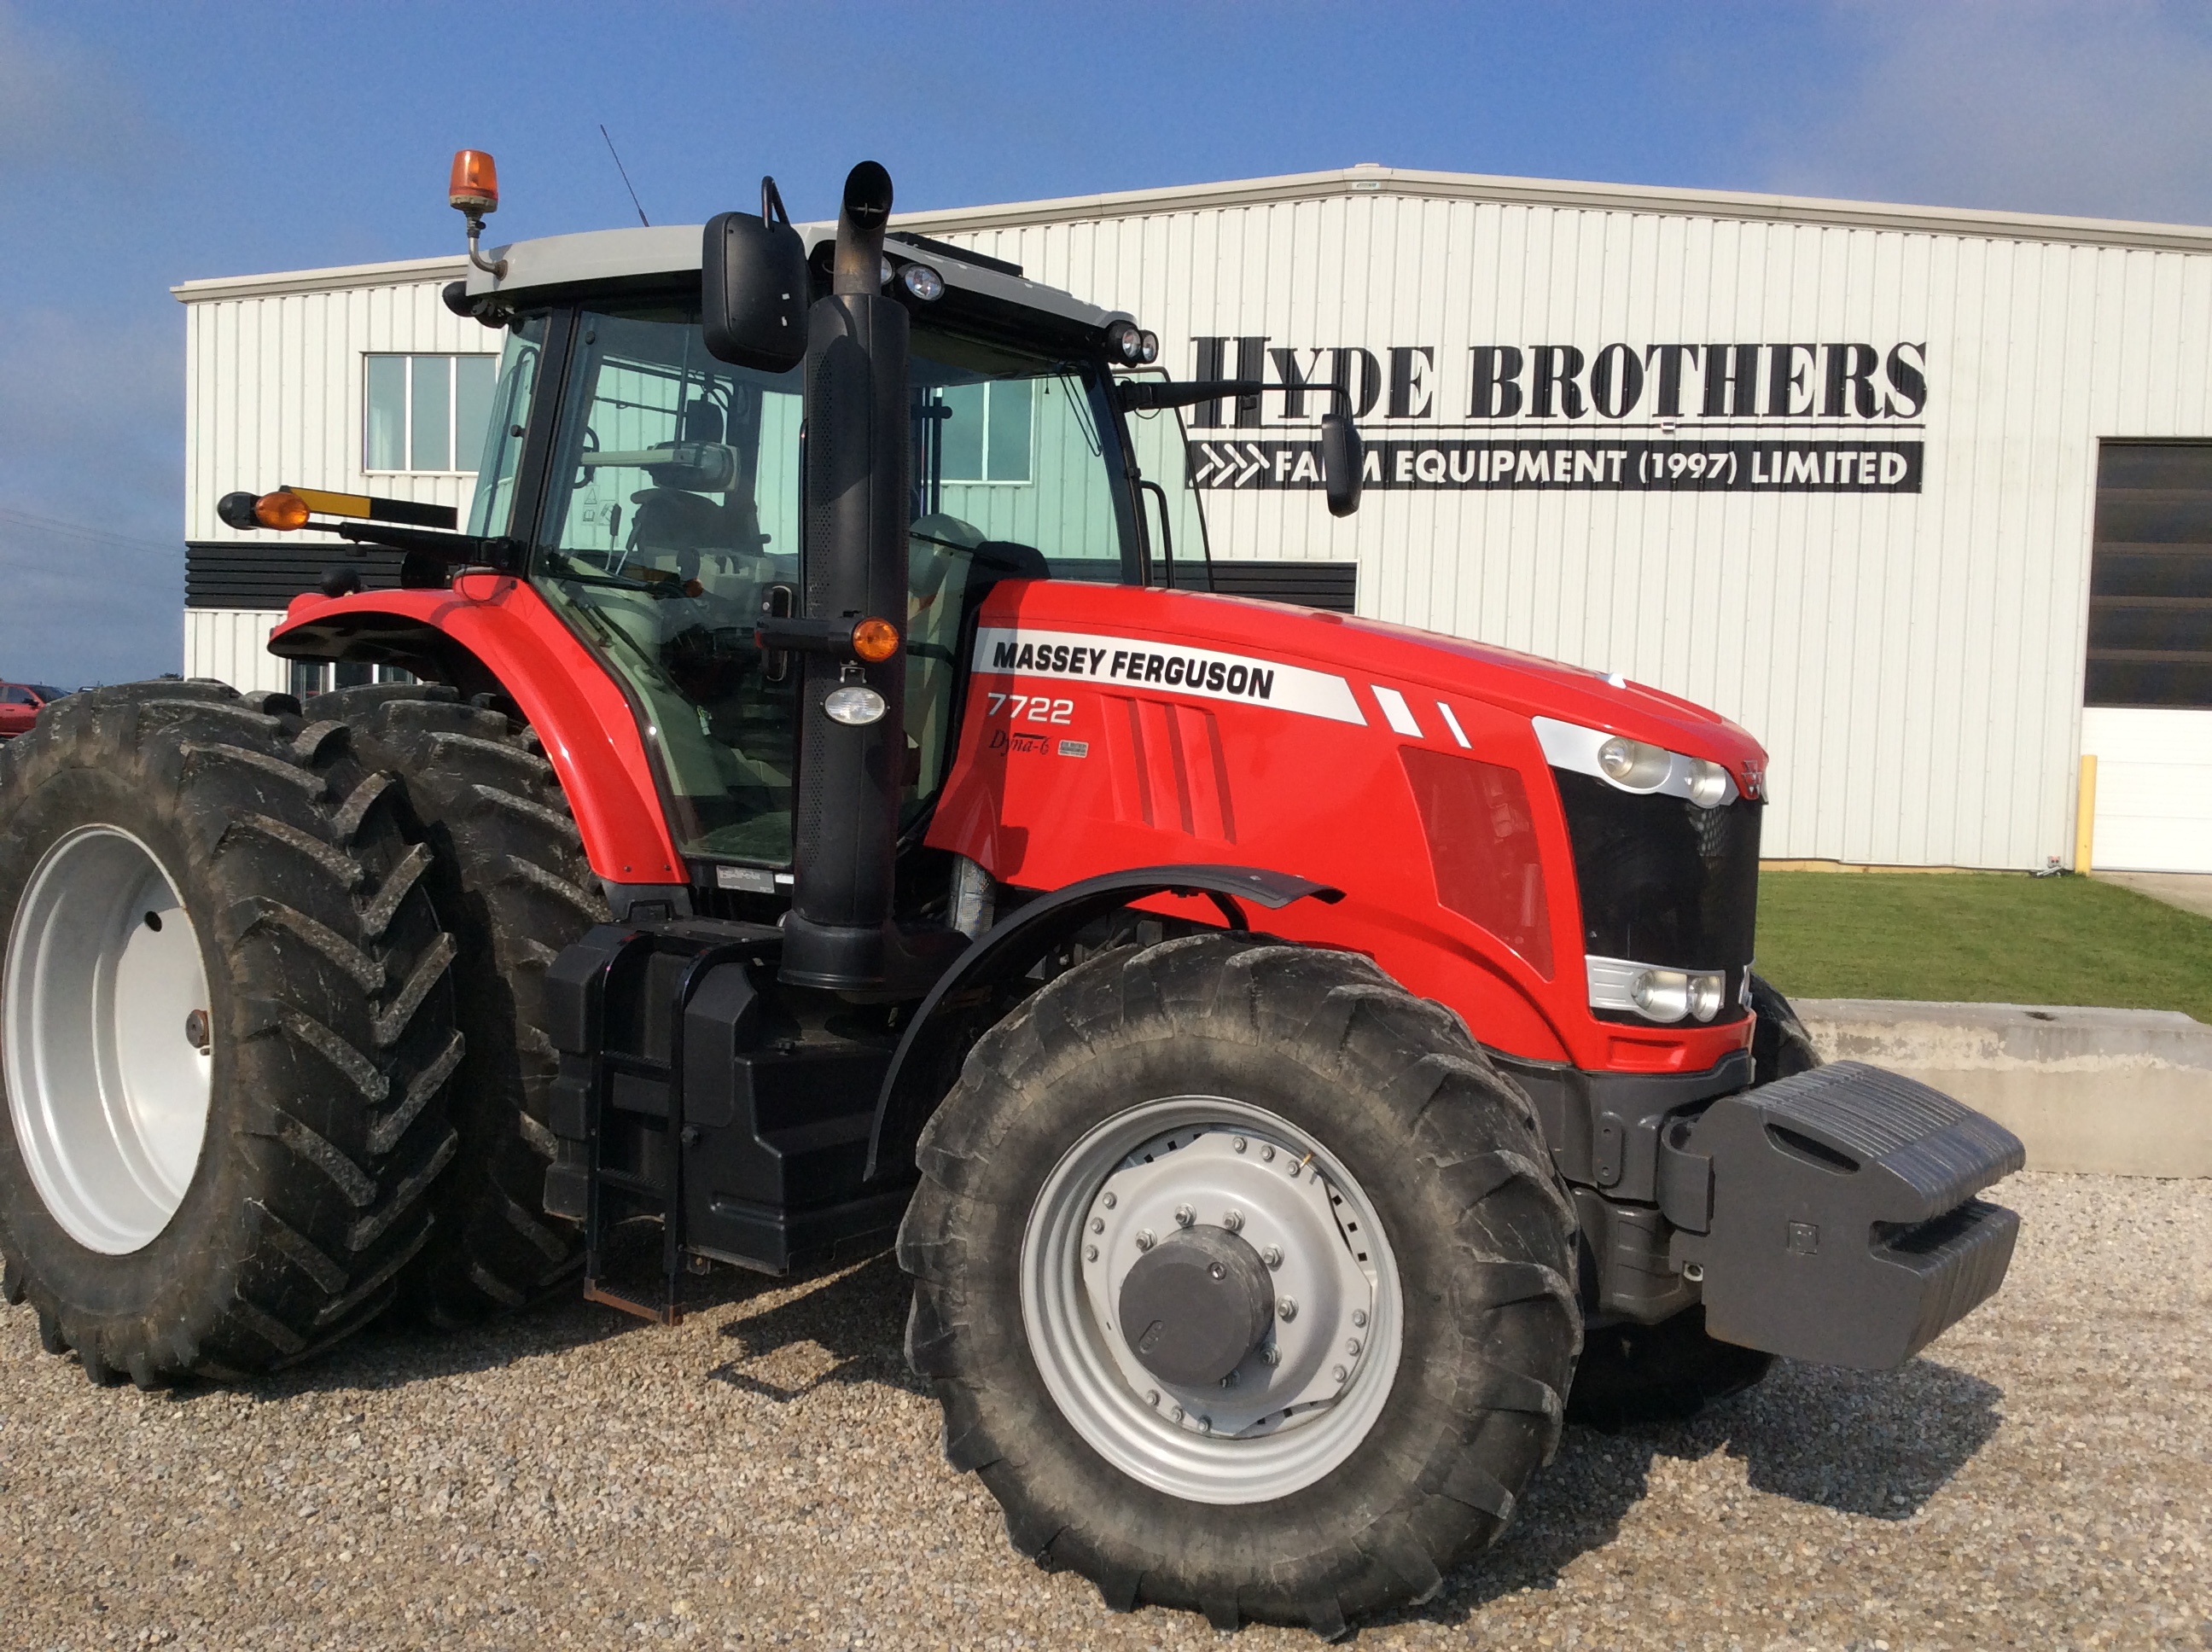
(178, 165, 2212, 873)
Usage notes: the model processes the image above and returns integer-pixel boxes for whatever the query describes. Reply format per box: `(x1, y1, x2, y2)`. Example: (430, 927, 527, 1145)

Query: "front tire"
(0, 683, 462, 1384)
(899, 934, 1580, 1634)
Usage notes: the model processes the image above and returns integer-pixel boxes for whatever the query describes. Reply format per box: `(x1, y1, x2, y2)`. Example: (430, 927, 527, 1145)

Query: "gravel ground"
(0, 1171, 2204, 1651)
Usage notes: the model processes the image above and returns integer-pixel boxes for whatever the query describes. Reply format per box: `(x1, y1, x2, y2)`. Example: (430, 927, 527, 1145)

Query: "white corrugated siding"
(905, 195, 2212, 870)
(181, 262, 486, 696)
(183, 610, 285, 695)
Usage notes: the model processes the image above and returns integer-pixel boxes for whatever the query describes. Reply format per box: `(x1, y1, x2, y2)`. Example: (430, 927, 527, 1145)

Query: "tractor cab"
(449, 219, 1201, 879)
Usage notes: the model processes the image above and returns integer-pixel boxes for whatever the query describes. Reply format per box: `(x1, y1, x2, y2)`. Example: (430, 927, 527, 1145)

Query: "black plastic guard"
(1672, 1061, 2025, 1370)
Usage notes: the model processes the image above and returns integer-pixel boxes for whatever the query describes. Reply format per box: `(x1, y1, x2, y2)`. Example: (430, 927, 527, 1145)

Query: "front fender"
(271, 574, 683, 884)
(863, 864, 1342, 1182)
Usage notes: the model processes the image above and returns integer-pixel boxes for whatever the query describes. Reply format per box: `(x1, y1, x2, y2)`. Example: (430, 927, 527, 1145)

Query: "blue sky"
(4, 0, 2212, 686)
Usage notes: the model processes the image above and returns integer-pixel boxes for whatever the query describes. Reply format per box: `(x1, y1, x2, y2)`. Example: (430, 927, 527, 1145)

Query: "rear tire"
(320, 687, 604, 1326)
(0, 682, 462, 1384)
(899, 934, 1580, 1635)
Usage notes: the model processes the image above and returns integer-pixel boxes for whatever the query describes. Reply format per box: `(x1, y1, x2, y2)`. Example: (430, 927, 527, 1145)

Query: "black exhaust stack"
(779, 162, 931, 994)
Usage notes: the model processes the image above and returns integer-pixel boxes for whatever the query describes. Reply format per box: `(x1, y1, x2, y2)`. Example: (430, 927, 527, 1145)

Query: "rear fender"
(270, 575, 684, 884)
(864, 864, 1342, 1182)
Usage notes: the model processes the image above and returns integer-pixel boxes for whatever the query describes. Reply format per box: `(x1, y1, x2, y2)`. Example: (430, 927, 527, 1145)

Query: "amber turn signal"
(253, 490, 311, 532)
(850, 617, 900, 662)
(450, 149, 500, 215)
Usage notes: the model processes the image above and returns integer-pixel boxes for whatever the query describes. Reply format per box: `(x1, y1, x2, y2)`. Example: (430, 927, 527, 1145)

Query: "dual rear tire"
(0, 683, 463, 1383)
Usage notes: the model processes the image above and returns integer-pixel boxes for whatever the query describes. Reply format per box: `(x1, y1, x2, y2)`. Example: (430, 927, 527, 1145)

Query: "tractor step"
(1665, 1061, 2025, 1369)
(543, 917, 909, 1313)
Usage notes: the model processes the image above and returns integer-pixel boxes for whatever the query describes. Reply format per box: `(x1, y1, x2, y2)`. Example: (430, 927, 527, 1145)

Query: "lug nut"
(1146, 1389, 1160, 1407)
(1345, 1337, 1362, 1356)
(1260, 1246, 1283, 1269)
(1135, 1230, 1155, 1252)
(1089, 1217, 1104, 1234)
(1278, 1298, 1298, 1322)
(1169, 1406, 1184, 1423)
(1232, 1137, 1247, 1154)
(1221, 1370, 1240, 1387)
(1331, 1365, 1348, 1385)
(1222, 1210, 1244, 1232)
(1196, 1416, 1213, 1435)
(1260, 1345, 1280, 1367)
(1101, 1191, 1116, 1209)
(1352, 1309, 1368, 1329)
(183, 1009, 211, 1052)
(1085, 1245, 1098, 1263)
(1173, 1204, 1194, 1228)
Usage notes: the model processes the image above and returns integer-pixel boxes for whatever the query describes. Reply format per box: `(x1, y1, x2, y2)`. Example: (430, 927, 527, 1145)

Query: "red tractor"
(0, 158, 2023, 1632)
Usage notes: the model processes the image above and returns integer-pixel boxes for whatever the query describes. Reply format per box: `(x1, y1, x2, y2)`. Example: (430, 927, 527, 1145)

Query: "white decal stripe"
(972, 627, 1367, 725)
(1371, 685, 1423, 738)
(1436, 701, 1471, 748)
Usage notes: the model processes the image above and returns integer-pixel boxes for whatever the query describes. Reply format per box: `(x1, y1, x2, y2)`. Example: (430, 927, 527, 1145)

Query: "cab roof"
(461, 221, 1129, 335)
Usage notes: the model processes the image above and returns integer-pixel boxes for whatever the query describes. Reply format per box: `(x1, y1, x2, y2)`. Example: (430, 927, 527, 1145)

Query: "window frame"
(364, 352, 501, 475)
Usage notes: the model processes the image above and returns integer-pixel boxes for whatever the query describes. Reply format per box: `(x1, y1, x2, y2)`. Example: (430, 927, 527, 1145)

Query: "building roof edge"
(889, 164, 2212, 253)
(172, 253, 472, 304)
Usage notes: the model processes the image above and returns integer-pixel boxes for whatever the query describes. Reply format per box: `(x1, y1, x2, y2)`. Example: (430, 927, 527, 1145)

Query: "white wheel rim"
(1020, 1096, 1404, 1504)
(3, 826, 215, 1254)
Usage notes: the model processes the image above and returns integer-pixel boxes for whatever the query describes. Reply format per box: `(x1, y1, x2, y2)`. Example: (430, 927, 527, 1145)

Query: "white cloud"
(1765, 0, 2212, 224)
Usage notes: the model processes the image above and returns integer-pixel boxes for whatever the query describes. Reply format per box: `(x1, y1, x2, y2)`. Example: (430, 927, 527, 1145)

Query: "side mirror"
(702, 177, 808, 374)
(1320, 410, 1364, 518)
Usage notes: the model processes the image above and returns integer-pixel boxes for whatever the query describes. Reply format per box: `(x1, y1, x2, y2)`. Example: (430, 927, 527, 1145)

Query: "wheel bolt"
(1085, 1245, 1097, 1263)
(1260, 1144, 1276, 1161)
(1221, 1370, 1239, 1387)
(184, 1009, 211, 1052)
(1345, 1337, 1362, 1356)
(1278, 1298, 1298, 1322)
(1352, 1309, 1368, 1329)
(1089, 1217, 1103, 1234)
(1173, 1204, 1194, 1229)
(1101, 1191, 1116, 1209)
(1331, 1365, 1348, 1385)
(1231, 1137, 1247, 1154)
(1169, 1406, 1184, 1423)
(1222, 1210, 1244, 1232)
(1196, 1416, 1213, 1435)
(1135, 1230, 1155, 1252)
(1260, 1246, 1283, 1269)
(1260, 1345, 1280, 1367)
(1146, 1389, 1160, 1407)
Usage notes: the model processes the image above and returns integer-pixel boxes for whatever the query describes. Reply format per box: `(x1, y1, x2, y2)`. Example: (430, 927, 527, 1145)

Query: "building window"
(2088, 441, 2212, 708)
(929, 379, 1033, 483)
(366, 354, 498, 472)
(288, 660, 415, 700)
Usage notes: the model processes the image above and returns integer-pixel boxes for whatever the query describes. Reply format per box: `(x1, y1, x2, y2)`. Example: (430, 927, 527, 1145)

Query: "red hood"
(988, 580, 1767, 773)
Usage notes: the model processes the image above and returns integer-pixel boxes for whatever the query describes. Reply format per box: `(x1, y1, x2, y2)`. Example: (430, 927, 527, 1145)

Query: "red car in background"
(0, 683, 65, 739)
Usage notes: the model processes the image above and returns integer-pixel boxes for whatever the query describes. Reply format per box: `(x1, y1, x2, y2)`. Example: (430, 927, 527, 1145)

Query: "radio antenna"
(599, 124, 649, 227)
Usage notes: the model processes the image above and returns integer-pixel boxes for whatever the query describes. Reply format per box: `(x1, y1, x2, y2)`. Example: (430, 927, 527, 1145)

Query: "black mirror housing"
(1321, 411, 1364, 517)
(702, 191, 808, 373)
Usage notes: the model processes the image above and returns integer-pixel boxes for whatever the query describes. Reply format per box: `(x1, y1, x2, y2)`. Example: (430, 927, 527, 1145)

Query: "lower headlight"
(1628, 967, 1727, 1023)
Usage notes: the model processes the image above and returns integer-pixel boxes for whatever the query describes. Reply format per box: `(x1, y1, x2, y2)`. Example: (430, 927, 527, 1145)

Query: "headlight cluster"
(1536, 717, 1743, 811)
(1629, 967, 1728, 1024)
(1585, 955, 1733, 1025)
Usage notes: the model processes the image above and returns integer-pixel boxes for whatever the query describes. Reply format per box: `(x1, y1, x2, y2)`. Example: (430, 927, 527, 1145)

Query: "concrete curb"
(1796, 998, 2212, 1178)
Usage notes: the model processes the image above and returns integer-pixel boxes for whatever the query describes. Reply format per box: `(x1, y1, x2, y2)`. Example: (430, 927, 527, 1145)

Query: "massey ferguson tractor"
(0, 156, 2024, 1632)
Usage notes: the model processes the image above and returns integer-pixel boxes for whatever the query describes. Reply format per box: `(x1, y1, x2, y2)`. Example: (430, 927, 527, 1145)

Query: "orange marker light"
(449, 149, 500, 215)
(253, 490, 311, 532)
(851, 617, 901, 662)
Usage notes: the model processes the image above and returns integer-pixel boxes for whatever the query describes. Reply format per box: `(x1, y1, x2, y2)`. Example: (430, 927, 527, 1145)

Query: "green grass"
(1754, 872, 2212, 1022)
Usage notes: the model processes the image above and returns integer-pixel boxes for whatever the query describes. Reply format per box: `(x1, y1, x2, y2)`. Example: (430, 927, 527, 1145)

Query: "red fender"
(271, 573, 683, 883)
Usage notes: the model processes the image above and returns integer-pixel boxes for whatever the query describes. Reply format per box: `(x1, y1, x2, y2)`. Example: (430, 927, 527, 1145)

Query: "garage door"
(2082, 442, 2212, 872)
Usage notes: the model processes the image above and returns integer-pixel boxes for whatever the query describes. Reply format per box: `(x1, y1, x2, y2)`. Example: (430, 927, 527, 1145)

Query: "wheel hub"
(1118, 1224, 1275, 1387)
(3, 826, 214, 1254)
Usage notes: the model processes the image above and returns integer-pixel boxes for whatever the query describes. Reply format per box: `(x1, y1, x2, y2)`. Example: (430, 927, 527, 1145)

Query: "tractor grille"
(1551, 769, 1761, 1019)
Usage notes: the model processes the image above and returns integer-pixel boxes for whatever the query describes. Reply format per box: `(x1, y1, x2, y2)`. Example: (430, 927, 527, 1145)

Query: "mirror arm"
(334, 522, 523, 572)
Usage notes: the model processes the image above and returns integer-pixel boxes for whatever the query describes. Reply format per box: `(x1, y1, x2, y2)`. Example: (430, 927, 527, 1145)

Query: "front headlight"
(1603, 963, 1729, 1023)
(1534, 717, 1743, 811)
